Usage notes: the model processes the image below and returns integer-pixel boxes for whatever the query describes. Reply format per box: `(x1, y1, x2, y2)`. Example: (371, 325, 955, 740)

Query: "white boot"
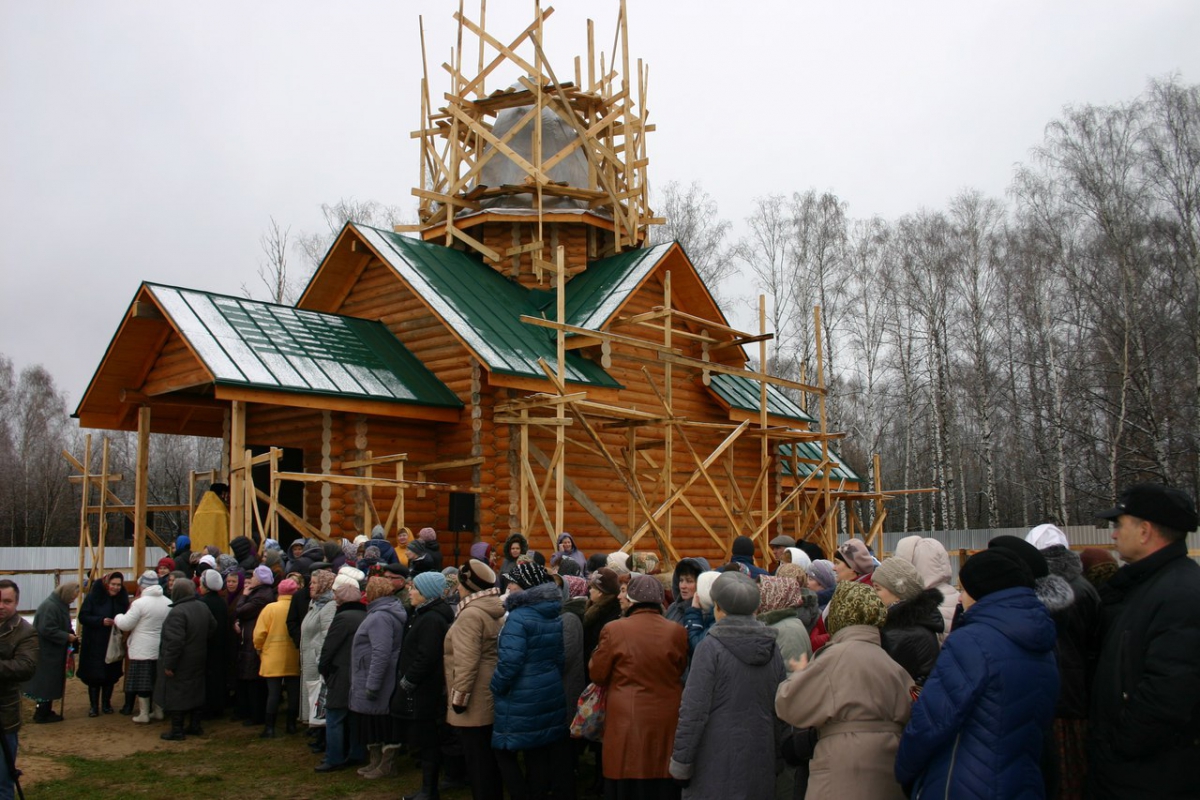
(150, 703, 164, 721)
(132, 697, 150, 724)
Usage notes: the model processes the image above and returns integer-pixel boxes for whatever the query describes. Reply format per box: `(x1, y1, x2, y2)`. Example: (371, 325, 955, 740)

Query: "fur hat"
(418, 527, 438, 543)
(872, 558, 924, 603)
(711, 571, 761, 616)
(626, 573, 665, 606)
(960, 548, 1034, 600)
(138, 570, 159, 589)
(826, 581, 888, 635)
(835, 538, 875, 576)
(588, 567, 620, 596)
(413, 571, 446, 601)
(253, 565, 274, 586)
(511, 561, 550, 590)
(806, 559, 837, 591)
(201, 570, 224, 592)
(459, 559, 497, 594)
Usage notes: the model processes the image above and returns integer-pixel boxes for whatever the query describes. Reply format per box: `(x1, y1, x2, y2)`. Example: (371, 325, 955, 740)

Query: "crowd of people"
(2, 481, 1199, 800)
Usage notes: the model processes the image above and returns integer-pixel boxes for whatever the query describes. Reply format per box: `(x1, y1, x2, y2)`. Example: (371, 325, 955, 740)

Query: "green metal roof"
(354, 224, 620, 388)
(779, 441, 860, 482)
(707, 372, 816, 423)
(563, 243, 674, 329)
(147, 284, 463, 408)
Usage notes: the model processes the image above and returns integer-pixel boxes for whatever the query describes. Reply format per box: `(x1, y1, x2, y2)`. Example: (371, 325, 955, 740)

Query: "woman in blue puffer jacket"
(490, 561, 568, 799)
(895, 548, 1059, 799)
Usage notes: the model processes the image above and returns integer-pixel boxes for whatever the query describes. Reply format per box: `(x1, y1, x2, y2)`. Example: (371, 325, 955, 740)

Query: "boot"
(363, 744, 398, 779)
(285, 716, 297, 735)
(101, 684, 115, 714)
(119, 692, 135, 715)
(132, 697, 150, 724)
(33, 701, 63, 724)
(184, 710, 204, 736)
(160, 712, 186, 741)
(261, 711, 276, 738)
(309, 727, 327, 753)
(150, 703, 164, 721)
(357, 744, 382, 777)
(403, 758, 441, 800)
(88, 686, 101, 717)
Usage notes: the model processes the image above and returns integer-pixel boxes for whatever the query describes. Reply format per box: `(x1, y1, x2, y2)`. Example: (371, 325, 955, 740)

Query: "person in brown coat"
(775, 581, 913, 800)
(589, 573, 688, 798)
(443, 559, 504, 800)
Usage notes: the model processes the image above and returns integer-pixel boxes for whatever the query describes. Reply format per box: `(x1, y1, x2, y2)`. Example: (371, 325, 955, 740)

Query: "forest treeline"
(6, 76, 1196, 545)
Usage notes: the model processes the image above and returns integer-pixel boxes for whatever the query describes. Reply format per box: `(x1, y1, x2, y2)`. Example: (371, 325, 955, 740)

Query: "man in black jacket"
(0, 580, 38, 800)
(1088, 483, 1200, 799)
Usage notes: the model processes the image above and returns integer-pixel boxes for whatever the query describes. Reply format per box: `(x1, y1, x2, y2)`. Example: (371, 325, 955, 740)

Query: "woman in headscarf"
(77, 572, 130, 716)
(198, 569, 230, 720)
(234, 565, 277, 725)
(115, 571, 172, 724)
(775, 581, 914, 800)
(158, 579, 216, 741)
(24, 582, 79, 723)
(299, 569, 336, 745)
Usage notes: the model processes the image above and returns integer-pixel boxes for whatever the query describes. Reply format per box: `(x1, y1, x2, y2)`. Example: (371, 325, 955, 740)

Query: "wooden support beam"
(133, 408, 150, 577)
(659, 352, 824, 395)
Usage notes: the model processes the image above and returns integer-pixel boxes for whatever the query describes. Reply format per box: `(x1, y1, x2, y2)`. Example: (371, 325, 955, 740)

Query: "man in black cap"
(1088, 482, 1200, 799)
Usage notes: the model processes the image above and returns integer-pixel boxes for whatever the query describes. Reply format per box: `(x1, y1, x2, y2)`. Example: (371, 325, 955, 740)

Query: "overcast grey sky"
(4, 1, 1199, 408)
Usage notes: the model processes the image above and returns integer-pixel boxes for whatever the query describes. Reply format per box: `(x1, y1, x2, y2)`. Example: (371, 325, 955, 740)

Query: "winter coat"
(670, 616, 783, 798)
(589, 606, 687, 779)
(758, 607, 813, 669)
(114, 585, 172, 661)
(254, 594, 300, 677)
(317, 601, 366, 710)
(300, 592, 336, 685)
(443, 588, 504, 728)
(23, 593, 72, 701)
(1087, 539, 1200, 799)
(0, 616, 38, 733)
(560, 607, 586, 724)
(582, 593, 621, 681)
(499, 533, 528, 575)
(285, 582, 310, 649)
(777, 624, 913, 800)
(423, 540, 444, 572)
(490, 582, 567, 750)
(880, 588, 944, 685)
(392, 597, 454, 721)
(172, 538, 195, 579)
(893, 535, 960, 643)
(158, 595, 217, 712)
(367, 536, 400, 566)
(349, 595, 406, 716)
(665, 557, 709, 624)
(199, 590, 229, 709)
(555, 533, 587, 573)
(1041, 544, 1100, 720)
(77, 586, 129, 686)
(234, 583, 276, 680)
(895, 586, 1059, 800)
(731, 553, 768, 579)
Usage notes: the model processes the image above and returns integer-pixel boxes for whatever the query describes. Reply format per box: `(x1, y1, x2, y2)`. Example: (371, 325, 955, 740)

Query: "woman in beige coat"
(775, 581, 913, 800)
(442, 559, 504, 800)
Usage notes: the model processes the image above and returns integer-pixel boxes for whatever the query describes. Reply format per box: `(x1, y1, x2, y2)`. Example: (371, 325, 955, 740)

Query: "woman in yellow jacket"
(254, 577, 301, 737)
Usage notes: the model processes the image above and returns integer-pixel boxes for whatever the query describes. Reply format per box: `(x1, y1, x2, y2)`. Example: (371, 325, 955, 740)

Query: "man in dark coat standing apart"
(0, 580, 38, 800)
(1089, 483, 1200, 799)
(158, 580, 216, 741)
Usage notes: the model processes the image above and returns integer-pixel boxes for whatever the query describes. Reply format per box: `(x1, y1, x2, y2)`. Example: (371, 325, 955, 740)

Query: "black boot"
(88, 686, 100, 717)
(119, 691, 135, 715)
(184, 710, 204, 736)
(260, 712, 276, 739)
(101, 684, 115, 714)
(309, 727, 327, 753)
(33, 701, 63, 724)
(285, 716, 297, 735)
(403, 758, 441, 800)
(161, 712, 186, 741)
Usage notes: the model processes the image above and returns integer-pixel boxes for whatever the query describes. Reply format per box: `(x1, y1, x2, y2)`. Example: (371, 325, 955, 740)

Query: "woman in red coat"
(589, 573, 688, 800)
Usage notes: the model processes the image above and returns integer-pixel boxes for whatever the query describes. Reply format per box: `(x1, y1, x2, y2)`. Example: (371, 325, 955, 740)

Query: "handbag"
(305, 678, 328, 726)
(105, 629, 125, 664)
(569, 682, 607, 741)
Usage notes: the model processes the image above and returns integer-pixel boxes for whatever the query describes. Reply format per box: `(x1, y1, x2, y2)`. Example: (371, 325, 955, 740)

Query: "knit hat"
(606, 552, 631, 575)
(216, 554, 238, 572)
(157, 557, 176, 571)
(711, 571, 761, 616)
(826, 581, 888, 635)
(588, 567, 620, 596)
(872, 558, 924, 603)
(364, 576, 394, 603)
(807, 559, 837, 591)
(333, 580, 361, 604)
(776, 562, 806, 582)
(253, 565, 275, 585)
(731, 535, 756, 558)
(138, 570, 159, 589)
(626, 573, 665, 606)
(418, 527, 438, 543)
(277, 578, 298, 596)
(835, 538, 875, 576)
(960, 548, 1034, 600)
(413, 571, 447, 601)
(309, 569, 335, 598)
(988, 535, 1049, 579)
(695, 571, 721, 612)
(202, 570, 224, 592)
(511, 561, 550, 590)
(555, 555, 582, 576)
(1079, 547, 1116, 573)
(459, 559, 497, 593)
(758, 575, 804, 614)
(1025, 524, 1069, 550)
(784, 547, 811, 570)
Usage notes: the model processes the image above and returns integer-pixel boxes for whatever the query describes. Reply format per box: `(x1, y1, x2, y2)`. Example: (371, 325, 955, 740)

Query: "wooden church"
(74, 4, 881, 577)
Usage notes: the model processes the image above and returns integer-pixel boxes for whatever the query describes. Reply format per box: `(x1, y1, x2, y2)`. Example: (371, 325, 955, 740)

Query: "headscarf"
(826, 581, 888, 636)
(758, 575, 806, 614)
(364, 576, 394, 604)
(308, 569, 335, 599)
(776, 562, 806, 582)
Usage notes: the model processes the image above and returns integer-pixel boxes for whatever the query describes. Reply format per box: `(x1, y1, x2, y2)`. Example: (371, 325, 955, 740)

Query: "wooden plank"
(659, 353, 825, 395)
(520, 315, 683, 355)
(340, 453, 410, 469)
(529, 441, 625, 543)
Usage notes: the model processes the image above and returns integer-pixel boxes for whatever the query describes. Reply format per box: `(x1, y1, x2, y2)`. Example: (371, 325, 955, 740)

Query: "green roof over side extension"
(147, 284, 463, 408)
(562, 242, 674, 329)
(779, 441, 860, 482)
(707, 373, 816, 424)
(354, 225, 621, 388)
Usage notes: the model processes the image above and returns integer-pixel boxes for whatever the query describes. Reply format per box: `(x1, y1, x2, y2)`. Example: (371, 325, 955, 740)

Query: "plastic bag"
(569, 682, 606, 741)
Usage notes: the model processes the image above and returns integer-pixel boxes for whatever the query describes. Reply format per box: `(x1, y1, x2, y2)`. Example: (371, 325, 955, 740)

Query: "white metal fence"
(0, 546, 169, 614)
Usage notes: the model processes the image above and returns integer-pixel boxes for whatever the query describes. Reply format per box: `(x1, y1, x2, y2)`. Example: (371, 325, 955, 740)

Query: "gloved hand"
(365, 688, 378, 702)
